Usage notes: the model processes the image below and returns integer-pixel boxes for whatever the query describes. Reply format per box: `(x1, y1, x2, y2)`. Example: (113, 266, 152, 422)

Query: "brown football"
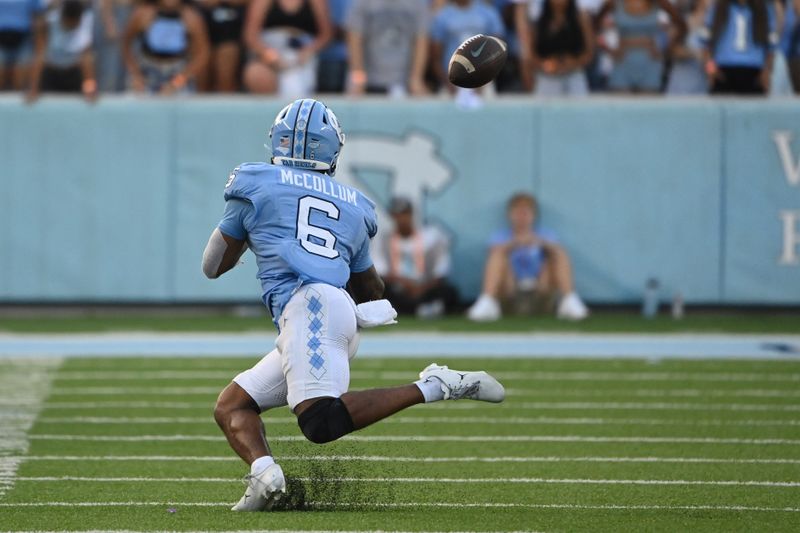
(447, 34, 508, 89)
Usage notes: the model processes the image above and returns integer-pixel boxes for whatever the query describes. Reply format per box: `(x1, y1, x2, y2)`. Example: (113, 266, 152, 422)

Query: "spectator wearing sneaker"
(467, 192, 588, 322)
(373, 197, 460, 318)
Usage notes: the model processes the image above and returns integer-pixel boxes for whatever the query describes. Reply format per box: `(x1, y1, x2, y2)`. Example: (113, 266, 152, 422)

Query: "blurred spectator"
(196, 0, 247, 92)
(27, 0, 97, 101)
(666, 0, 709, 94)
(374, 198, 459, 318)
(0, 0, 45, 90)
(467, 192, 589, 322)
(701, 0, 777, 95)
(316, 0, 350, 93)
(242, 0, 332, 96)
(345, 0, 429, 96)
(531, 0, 594, 95)
(122, 0, 209, 94)
(598, 0, 685, 93)
(95, 0, 132, 92)
(780, 0, 799, 92)
(430, 0, 505, 93)
(494, 0, 534, 92)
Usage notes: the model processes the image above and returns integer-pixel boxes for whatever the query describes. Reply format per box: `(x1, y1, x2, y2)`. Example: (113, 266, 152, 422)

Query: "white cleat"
(419, 363, 505, 403)
(231, 463, 286, 512)
(467, 294, 501, 322)
(557, 292, 589, 321)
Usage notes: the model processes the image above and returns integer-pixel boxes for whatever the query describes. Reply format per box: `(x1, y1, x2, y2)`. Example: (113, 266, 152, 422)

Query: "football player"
(203, 98, 505, 512)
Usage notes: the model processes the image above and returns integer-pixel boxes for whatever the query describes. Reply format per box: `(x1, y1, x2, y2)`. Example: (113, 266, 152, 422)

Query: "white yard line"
(41, 386, 800, 399)
(44, 369, 800, 382)
(28, 415, 800, 428)
(8, 455, 800, 465)
(0, 501, 798, 512)
(0, 359, 61, 500)
(16, 399, 800, 412)
(24, 434, 800, 444)
(514, 402, 800, 412)
(12, 476, 800, 487)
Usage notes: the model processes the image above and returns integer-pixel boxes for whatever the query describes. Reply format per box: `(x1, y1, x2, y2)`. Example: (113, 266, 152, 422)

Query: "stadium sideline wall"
(1, 98, 798, 304)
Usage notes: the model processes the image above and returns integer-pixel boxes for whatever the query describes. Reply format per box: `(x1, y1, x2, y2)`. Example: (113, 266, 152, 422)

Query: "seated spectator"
(467, 192, 589, 322)
(666, 0, 709, 94)
(95, 0, 133, 92)
(316, 0, 350, 93)
(597, 0, 685, 93)
(374, 198, 460, 318)
(122, 0, 209, 94)
(197, 0, 248, 92)
(701, 0, 777, 95)
(494, 0, 534, 92)
(345, 0, 428, 97)
(430, 0, 505, 94)
(0, 0, 45, 91)
(27, 0, 97, 102)
(242, 0, 332, 96)
(531, 0, 594, 96)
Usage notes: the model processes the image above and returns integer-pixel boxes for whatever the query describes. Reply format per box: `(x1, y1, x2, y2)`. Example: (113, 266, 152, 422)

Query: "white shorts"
(233, 283, 360, 411)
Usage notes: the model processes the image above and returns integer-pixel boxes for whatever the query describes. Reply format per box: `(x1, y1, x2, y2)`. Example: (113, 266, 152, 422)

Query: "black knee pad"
(297, 397, 355, 444)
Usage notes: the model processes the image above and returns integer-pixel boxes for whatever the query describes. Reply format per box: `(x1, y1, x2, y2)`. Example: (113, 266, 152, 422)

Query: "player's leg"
(214, 348, 289, 511)
(214, 382, 271, 464)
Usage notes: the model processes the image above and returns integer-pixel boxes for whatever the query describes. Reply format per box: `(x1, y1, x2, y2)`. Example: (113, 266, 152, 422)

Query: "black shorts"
(40, 65, 83, 93)
(203, 4, 245, 45)
(0, 29, 32, 66)
(711, 66, 765, 95)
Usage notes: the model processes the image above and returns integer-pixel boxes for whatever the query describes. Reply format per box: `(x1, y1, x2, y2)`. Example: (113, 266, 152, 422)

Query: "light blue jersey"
(218, 162, 377, 327)
(702, 2, 777, 68)
(430, 0, 505, 75)
(0, 0, 43, 31)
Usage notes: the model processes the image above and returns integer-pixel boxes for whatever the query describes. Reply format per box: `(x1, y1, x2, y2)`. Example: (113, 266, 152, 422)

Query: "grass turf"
(1, 311, 799, 333)
(1, 357, 800, 532)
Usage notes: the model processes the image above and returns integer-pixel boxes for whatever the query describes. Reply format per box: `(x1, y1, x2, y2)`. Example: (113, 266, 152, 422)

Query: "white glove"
(355, 299, 398, 328)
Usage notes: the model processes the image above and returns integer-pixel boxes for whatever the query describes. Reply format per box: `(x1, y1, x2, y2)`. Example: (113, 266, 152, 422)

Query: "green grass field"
(2, 356, 800, 532)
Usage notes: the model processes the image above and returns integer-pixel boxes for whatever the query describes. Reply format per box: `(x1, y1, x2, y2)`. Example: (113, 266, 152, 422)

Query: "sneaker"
(231, 463, 286, 512)
(557, 292, 589, 321)
(467, 294, 501, 322)
(419, 363, 505, 403)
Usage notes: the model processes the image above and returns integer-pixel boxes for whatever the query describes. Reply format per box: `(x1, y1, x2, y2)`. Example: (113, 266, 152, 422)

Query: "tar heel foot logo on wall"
(772, 131, 800, 266)
(334, 131, 454, 229)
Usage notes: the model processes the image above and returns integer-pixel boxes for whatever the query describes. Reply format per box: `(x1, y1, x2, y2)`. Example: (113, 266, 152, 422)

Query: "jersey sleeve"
(218, 199, 255, 241)
(350, 236, 374, 274)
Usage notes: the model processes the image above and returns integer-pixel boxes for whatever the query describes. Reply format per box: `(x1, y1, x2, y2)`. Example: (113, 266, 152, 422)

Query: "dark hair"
(507, 192, 538, 212)
(710, 0, 769, 53)
(61, 0, 84, 20)
(535, 0, 585, 57)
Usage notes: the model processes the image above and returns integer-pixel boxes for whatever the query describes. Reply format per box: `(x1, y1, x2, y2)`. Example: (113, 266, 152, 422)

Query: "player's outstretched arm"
(202, 229, 248, 279)
(348, 266, 385, 303)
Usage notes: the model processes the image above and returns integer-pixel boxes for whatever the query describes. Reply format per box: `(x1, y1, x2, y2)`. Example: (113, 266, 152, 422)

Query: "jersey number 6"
(296, 196, 340, 259)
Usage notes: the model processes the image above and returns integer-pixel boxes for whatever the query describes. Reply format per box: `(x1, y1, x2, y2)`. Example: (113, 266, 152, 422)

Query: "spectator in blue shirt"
(0, 0, 45, 90)
(701, 0, 778, 94)
(430, 0, 505, 93)
(467, 192, 589, 322)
